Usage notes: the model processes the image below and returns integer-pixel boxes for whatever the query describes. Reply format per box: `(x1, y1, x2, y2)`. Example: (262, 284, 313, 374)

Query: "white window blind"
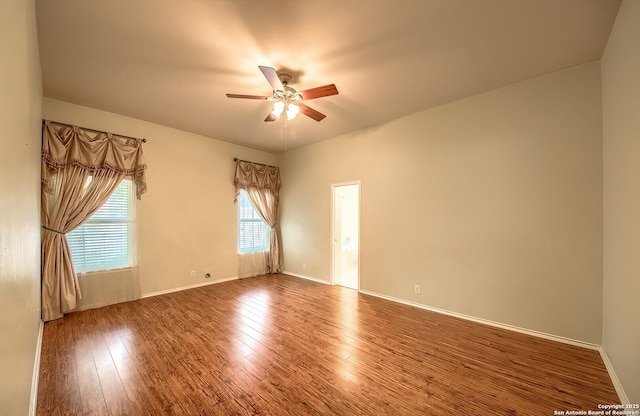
(67, 179, 134, 273)
(238, 190, 270, 254)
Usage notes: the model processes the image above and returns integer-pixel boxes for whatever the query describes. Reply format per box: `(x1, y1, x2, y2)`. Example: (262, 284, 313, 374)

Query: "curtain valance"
(42, 120, 147, 199)
(234, 160, 281, 195)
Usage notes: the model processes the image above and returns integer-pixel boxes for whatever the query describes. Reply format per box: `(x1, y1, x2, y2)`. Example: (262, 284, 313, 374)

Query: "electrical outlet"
(414, 285, 421, 294)
(190, 270, 196, 278)
(302, 263, 307, 270)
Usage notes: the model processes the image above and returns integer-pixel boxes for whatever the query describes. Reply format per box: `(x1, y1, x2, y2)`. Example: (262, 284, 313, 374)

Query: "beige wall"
(42, 98, 276, 295)
(0, 0, 43, 414)
(602, 0, 640, 403)
(279, 61, 603, 344)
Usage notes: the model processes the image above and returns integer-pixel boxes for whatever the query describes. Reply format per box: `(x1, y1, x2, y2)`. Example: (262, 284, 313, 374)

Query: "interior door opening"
(332, 183, 360, 290)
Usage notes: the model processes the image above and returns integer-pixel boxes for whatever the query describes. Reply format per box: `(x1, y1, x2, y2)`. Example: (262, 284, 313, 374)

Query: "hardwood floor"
(37, 274, 619, 415)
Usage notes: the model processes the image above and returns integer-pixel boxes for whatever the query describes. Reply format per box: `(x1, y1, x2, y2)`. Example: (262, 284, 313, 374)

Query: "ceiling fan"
(226, 66, 338, 122)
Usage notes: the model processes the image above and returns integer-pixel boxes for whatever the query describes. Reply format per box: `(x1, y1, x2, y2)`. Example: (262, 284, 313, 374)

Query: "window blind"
(67, 179, 134, 273)
(238, 190, 270, 253)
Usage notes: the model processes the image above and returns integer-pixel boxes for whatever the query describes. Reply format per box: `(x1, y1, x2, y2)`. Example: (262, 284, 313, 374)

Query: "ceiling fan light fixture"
(286, 103, 300, 120)
(272, 100, 285, 117)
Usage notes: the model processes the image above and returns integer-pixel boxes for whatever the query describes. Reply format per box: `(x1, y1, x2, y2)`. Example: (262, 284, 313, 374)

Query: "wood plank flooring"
(37, 274, 619, 415)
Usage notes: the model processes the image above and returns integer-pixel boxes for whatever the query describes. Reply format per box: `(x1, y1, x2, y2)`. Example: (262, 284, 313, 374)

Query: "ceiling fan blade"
(264, 113, 277, 122)
(298, 84, 339, 100)
(259, 66, 284, 91)
(298, 103, 326, 122)
(226, 93, 269, 100)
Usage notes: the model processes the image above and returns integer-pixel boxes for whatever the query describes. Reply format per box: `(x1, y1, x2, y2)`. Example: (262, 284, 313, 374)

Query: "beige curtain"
(41, 121, 147, 321)
(238, 251, 269, 278)
(234, 160, 281, 274)
(75, 267, 141, 312)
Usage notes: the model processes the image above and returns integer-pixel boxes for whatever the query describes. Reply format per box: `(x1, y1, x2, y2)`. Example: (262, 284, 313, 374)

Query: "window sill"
(77, 266, 134, 276)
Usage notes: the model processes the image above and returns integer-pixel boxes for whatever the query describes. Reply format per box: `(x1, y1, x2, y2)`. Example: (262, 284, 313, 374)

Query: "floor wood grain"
(37, 274, 619, 415)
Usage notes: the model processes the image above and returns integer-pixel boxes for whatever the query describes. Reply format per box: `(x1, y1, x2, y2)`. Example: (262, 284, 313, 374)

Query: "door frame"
(330, 181, 361, 288)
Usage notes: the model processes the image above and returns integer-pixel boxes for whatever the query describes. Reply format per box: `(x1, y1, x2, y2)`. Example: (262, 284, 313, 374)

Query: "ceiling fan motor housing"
(277, 72, 294, 86)
(273, 74, 302, 102)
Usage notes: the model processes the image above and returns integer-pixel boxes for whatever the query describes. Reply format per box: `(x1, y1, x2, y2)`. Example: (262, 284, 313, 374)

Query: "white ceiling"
(36, 0, 621, 153)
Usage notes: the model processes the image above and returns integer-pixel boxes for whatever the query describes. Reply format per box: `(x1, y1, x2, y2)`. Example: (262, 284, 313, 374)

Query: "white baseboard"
(281, 271, 330, 285)
(359, 289, 601, 351)
(599, 347, 629, 404)
(29, 319, 44, 416)
(141, 276, 238, 299)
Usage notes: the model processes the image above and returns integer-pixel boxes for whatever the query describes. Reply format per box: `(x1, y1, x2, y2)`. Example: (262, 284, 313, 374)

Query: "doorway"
(332, 182, 360, 289)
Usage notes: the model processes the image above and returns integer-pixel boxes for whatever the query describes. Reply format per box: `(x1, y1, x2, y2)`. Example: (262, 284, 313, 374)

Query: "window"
(238, 190, 270, 253)
(67, 179, 135, 273)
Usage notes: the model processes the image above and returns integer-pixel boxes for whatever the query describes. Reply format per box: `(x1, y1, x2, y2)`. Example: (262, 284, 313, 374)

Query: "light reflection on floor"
(338, 287, 359, 383)
(235, 289, 270, 359)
